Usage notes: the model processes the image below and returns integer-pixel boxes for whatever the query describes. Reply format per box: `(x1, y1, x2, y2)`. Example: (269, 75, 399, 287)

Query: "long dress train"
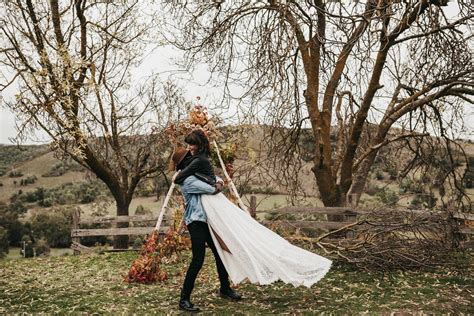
(201, 193, 332, 288)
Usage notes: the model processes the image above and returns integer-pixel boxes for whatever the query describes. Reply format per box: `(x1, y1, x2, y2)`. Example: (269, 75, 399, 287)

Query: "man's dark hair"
(184, 129, 211, 156)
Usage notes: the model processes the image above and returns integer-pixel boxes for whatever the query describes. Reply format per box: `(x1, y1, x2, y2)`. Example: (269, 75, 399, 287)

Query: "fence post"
(72, 208, 80, 255)
(446, 199, 462, 249)
(249, 195, 257, 219)
(345, 193, 358, 222)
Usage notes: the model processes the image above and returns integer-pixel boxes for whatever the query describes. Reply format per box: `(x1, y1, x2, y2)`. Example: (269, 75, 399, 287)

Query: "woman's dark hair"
(184, 129, 211, 156)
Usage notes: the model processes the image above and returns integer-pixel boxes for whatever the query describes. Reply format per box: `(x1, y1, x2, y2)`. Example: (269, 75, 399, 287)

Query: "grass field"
(5, 247, 73, 260)
(0, 249, 472, 314)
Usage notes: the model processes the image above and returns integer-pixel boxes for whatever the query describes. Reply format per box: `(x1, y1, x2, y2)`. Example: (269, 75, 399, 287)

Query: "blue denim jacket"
(180, 175, 217, 225)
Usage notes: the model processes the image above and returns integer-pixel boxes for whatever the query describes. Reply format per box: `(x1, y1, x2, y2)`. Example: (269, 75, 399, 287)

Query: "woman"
(174, 129, 332, 289)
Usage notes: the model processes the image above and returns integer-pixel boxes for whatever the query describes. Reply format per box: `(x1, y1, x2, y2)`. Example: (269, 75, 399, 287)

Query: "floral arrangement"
(125, 200, 190, 284)
(124, 230, 168, 284)
(166, 97, 220, 144)
(157, 202, 191, 262)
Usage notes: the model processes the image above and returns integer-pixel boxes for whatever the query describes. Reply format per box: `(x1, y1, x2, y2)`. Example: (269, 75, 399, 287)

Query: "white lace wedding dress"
(201, 193, 332, 288)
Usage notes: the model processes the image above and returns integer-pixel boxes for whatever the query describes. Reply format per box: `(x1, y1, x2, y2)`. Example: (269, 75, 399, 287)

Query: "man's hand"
(213, 182, 224, 194)
(172, 171, 180, 183)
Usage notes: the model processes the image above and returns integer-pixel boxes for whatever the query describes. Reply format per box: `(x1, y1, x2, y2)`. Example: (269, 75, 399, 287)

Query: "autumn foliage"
(124, 230, 168, 284)
(125, 204, 191, 284)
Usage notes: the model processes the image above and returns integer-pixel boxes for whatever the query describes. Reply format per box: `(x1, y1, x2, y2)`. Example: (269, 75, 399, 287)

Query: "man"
(171, 145, 241, 313)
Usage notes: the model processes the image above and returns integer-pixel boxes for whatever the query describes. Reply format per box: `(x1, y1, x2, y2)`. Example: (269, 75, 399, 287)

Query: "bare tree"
(161, 0, 473, 207)
(0, 1, 177, 248)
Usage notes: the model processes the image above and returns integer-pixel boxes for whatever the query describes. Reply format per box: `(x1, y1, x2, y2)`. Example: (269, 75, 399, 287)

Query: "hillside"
(0, 126, 473, 213)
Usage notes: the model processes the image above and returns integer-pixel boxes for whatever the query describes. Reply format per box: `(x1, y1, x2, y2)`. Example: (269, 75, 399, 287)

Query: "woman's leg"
(205, 225, 231, 291)
(180, 221, 207, 300)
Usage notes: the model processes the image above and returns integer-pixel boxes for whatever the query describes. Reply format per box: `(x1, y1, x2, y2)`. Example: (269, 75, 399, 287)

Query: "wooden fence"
(247, 196, 474, 246)
(71, 195, 474, 254)
(70, 209, 170, 254)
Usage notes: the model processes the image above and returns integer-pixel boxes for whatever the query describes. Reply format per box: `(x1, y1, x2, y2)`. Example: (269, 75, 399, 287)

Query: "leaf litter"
(0, 250, 472, 314)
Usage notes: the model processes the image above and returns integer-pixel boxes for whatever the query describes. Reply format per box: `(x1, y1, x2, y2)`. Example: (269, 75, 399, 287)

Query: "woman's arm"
(181, 176, 217, 194)
(173, 158, 205, 184)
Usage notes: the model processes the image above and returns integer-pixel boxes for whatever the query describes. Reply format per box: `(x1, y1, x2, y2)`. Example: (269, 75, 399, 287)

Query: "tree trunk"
(348, 151, 378, 206)
(113, 200, 130, 249)
(314, 172, 346, 224)
(313, 165, 343, 207)
(312, 163, 346, 221)
(348, 125, 391, 206)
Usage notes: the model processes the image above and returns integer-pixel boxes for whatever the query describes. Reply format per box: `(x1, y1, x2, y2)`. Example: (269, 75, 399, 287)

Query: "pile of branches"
(313, 207, 463, 271)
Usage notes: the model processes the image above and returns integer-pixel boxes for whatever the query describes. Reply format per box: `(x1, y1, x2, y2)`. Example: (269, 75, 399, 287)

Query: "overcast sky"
(0, 1, 472, 145)
(0, 42, 224, 144)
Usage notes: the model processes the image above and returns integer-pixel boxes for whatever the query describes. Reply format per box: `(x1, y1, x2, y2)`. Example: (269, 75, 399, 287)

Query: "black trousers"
(180, 221, 230, 300)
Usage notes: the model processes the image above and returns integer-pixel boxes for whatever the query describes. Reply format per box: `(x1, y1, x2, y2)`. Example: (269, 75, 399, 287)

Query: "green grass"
(0, 250, 472, 314)
(5, 247, 73, 260)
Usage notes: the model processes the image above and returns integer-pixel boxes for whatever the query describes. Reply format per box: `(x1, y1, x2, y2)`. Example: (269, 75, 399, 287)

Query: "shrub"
(9, 170, 23, 178)
(0, 203, 29, 247)
(42, 163, 68, 177)
(39, 197, 54, 207)
(19, 175, 37, 186)
(252, 186, 277, 194)
(30, 206, 75, 247)
(34, 239, 51, 257)
(465, 170, 474, 189)
(411, 194, 437, 209)
(375, 170, 384, 180)
(22, 187, 45, 203)
(24, 175, 37, 185)
(375, 189, 399, 205)
(38, 186, 50, 201)
(76, 182, 102, 204)
(0, 226, 9, 258)
(399, 178, 423, 194)
(6, 220, 28, 247)
(42, 161, 84, 177)
(80, 193, 95, 204)
(135, 205, 151, 216)
(9, 200, 27, 214)
(237, 184, 252, 194)
(133, 237, 143, 249)
(18, 182, 106, 208)
(134, 205, 154, 227)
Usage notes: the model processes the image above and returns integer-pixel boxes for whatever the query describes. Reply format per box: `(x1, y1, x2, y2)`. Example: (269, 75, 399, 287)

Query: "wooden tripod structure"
(154, 140, 249, 232)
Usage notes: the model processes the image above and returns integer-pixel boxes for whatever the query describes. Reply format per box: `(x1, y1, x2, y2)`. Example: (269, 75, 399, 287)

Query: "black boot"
(179, 299, 200, 312)
(219, 288, 242, 301)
